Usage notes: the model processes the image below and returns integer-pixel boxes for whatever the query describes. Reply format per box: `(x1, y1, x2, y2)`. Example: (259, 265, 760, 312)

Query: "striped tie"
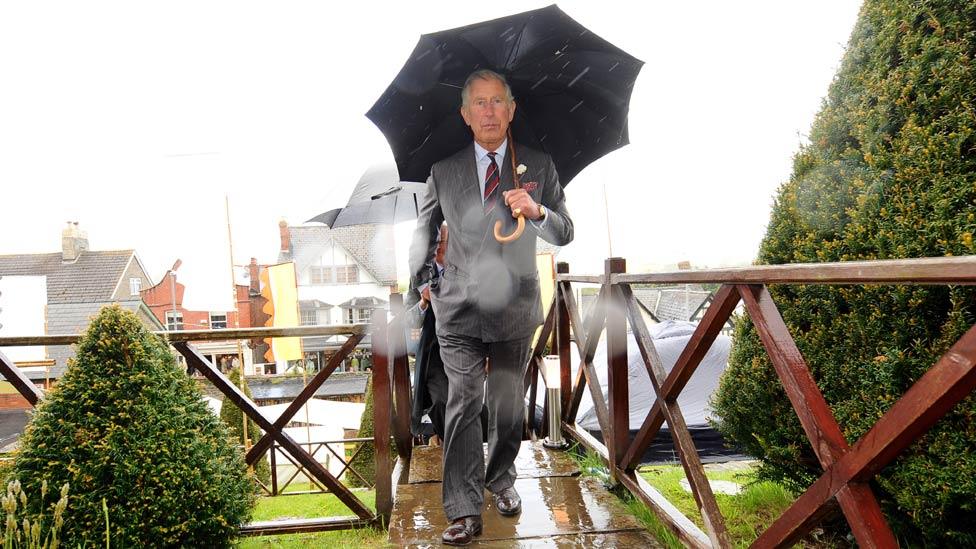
(484, 151, 500, 215)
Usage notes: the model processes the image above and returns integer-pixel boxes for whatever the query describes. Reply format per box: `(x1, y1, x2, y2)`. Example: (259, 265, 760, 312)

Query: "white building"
(277, 221, 397, 368)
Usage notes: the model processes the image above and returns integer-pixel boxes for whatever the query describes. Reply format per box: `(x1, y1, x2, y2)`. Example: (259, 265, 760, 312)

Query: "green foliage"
(348, 376, 376, 488)
(220, 366, 271, 488)
(713, 1, 976, 544)
(10, 306, 255, 548)
(347, 375, 397, 489)
(1, 479, 69, 549)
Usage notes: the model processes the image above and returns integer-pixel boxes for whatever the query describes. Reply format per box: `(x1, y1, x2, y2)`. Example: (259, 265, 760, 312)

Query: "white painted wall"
(295, 238, 390, 325)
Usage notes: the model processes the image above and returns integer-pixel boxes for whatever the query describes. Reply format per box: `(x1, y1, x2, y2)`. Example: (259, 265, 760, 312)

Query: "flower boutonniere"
(516, 164, 527, 176)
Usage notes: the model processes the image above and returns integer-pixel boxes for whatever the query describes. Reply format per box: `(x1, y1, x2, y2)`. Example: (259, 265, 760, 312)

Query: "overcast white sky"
(0, 1, 862, 310)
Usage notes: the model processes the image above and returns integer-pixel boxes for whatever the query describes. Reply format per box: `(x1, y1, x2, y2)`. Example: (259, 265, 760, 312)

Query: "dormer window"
(129, 277, 142, 295)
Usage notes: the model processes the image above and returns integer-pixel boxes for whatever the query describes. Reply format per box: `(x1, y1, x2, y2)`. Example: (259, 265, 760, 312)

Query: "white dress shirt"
(472, 139, 548, 229)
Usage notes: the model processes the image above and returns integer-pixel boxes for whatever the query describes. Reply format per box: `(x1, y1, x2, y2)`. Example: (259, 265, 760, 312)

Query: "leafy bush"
(347, 375, 397, 489)
(713, 1, 976, 544)
(347, 376, 377, 488)
(10, 305, 255, 547)
(220, 365, 271, 488)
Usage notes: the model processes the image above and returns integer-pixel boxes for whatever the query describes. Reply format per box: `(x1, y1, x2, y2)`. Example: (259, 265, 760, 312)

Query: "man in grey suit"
(408, 69, 574, 546)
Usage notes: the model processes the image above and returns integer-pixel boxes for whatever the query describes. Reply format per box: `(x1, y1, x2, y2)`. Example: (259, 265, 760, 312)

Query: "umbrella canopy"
(306, 165, 428, 228)
(366, 4, 644, 186)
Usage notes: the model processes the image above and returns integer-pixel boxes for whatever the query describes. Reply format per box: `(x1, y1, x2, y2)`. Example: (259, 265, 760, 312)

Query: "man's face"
(435, 226, 448, 266)
(460, 77, 516, 151)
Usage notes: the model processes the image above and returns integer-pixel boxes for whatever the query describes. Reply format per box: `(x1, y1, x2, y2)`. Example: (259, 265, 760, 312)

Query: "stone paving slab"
(390, 476, 651, 547)
(408, 440, 580, 484)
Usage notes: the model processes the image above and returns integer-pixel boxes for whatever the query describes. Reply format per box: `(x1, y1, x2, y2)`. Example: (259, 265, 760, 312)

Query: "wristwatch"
(537, 205, 547, 221)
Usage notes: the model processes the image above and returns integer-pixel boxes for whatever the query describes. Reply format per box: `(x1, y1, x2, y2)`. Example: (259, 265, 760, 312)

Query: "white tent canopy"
(568, 320, 732, 431)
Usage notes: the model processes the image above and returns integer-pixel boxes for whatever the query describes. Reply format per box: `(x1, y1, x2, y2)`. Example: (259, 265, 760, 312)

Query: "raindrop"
(498, 26, 515, 39)
(578, 30, 589, 37)
(598, 115, 608, 123)
(562, 61, 571, 69)
(572, 150, 582, 159)
(568, 67, 589, 88)
(608, 62, 619, 72)
(540, 134, 548, 142)
(416, 49, 432, 61)
(569, 100, 584, 113)
(554, 49, 561, 55)
(530, 75, 549, 90)
(419, 105, 423, 111)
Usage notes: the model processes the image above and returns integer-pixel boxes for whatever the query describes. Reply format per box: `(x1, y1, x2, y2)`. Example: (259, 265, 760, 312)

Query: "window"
(209, 313, 227, 329)
(129, 277, 142, 295)
(345, 308, 355, 324)
(336, 265, 359, 284)
(301, 309, 317, 326)
(358, 308, 372, 323)
(166, 311, 184, 331)
(309, 266, 332, 285)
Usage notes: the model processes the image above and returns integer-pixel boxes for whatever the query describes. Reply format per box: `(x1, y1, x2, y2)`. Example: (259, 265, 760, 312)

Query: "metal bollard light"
(542, 355, 568, 449)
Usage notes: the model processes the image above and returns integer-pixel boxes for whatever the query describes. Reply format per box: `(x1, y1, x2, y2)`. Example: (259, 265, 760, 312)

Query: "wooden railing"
(523, 256, 976, 548)
(0, 323, 393, 536)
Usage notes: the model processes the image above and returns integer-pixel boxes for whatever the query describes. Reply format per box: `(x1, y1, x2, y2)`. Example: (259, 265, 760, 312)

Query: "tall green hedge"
(713, 1, 976, 544)
(220, 365, 271, 488)
(11, 306, 255, 547)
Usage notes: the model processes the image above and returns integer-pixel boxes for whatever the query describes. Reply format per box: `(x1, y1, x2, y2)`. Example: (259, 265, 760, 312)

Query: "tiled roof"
(338, 296, 388, 309)
(3, 300, 165, 380)
(282, 225, 397, 285)
(300, 299, 333, 309)
(0, 250, 134, 304)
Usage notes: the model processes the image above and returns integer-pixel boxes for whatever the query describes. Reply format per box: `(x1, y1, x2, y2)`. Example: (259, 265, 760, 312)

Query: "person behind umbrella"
(408, 68, 574, 546)
(409, 222, 449, 443)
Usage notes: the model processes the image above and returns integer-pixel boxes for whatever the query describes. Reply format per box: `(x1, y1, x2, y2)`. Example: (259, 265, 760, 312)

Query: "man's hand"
(420, 285, 431, 310)
(502, 189, 542, 220)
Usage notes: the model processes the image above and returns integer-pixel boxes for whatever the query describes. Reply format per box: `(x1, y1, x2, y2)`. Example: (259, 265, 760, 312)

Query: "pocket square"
(522, 181, 539, 192)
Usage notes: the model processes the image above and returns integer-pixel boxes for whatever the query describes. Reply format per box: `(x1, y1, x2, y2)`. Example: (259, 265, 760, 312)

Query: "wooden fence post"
(605, 257, 628, 480)
(371, 313, 393, 523)
(556, 262, 572, 419)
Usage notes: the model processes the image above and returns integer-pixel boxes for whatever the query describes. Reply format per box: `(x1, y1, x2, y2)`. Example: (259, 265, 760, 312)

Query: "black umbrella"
(307, 165, 428, 227)
(366, 4, 644, 186)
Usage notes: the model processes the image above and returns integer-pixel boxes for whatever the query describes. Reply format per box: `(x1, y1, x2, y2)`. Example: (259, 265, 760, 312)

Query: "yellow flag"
(533, 253, 556, 348)
(261, 262, 303, 362)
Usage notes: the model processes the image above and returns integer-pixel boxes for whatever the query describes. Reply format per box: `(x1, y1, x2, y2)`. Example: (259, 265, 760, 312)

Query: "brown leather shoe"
(492, 486, 522, 516)
(441, 515, 483, 546)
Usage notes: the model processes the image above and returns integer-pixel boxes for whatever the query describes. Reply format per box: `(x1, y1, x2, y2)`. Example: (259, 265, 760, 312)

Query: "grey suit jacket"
(408, 143, 573, 342)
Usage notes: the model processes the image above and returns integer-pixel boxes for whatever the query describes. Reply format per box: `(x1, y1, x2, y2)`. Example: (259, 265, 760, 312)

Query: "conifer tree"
(12, 306, 254, 547)
(220, 365, 271, 488)
(713, 1, 976, 543)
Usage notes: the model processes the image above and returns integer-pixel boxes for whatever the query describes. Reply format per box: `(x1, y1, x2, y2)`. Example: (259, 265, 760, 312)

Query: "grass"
(236, 489, 388, 548)
(639, 462, 796, 547)
(572, 447, 832, 548)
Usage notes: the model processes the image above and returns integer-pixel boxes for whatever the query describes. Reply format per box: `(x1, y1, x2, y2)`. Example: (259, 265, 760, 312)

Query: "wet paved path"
(389, 441, 662, 547)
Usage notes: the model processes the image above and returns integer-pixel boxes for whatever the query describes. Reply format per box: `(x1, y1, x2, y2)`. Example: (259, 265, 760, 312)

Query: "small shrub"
(11, 305, 255, 548)
(220, 365, 271, 488)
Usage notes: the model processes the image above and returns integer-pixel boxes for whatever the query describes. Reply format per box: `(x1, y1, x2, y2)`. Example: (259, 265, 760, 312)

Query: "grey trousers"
(437, 332, 531, 521)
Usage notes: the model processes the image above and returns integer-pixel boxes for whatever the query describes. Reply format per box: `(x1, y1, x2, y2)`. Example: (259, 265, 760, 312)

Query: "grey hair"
(461, 69, 514, 106)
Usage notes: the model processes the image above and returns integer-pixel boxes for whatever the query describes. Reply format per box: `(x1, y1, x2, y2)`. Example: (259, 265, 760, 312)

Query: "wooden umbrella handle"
(494, 209, 525, 243)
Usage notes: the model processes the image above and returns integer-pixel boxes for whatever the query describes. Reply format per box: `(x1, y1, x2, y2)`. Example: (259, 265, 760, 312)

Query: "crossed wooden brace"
(172, 339, 374, 521)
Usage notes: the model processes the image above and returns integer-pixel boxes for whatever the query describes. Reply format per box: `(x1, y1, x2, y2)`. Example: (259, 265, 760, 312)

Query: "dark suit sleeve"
(534, 154, 574, 246)
(408, 173, 444, 290)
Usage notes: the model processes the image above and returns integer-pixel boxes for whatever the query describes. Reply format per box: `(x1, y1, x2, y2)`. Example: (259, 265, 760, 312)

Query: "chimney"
(677, 260, 692, 270)
(278, 220, 291, 253)
(248, 257, 260, 295)
(61, 221, 89, 262)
